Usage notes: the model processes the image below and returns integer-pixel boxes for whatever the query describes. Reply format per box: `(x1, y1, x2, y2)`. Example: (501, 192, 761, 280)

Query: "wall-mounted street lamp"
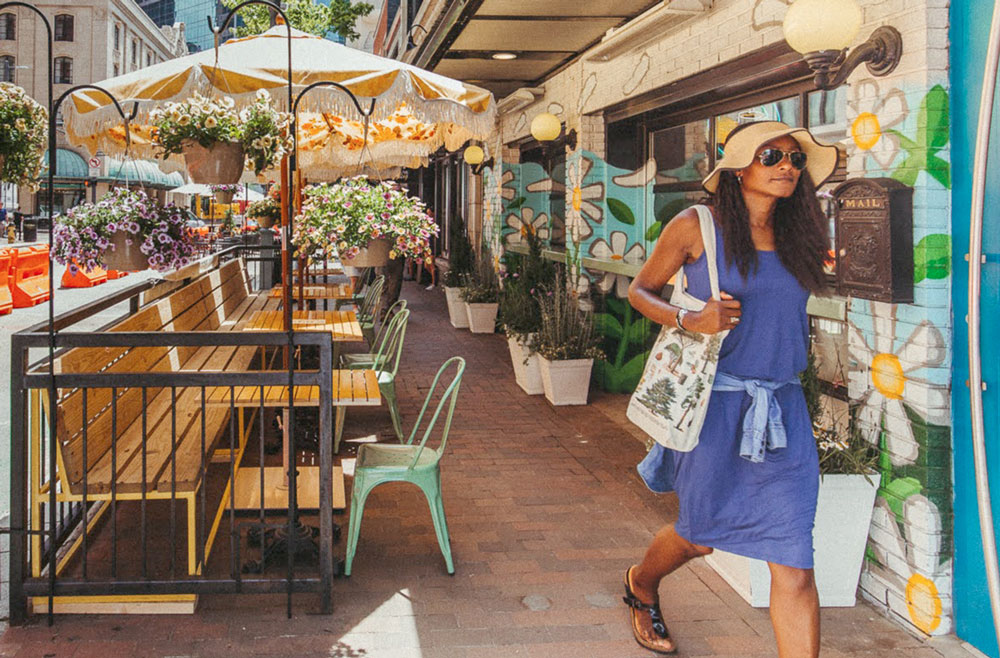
(407, 24, 428, 51)
(463, 143, 493, 175)
(530, 112, 577, 150)
(783, 0, 903, 91)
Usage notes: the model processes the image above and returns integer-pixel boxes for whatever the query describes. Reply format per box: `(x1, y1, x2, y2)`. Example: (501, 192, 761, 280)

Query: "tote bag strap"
(693, 204, 722, 300)
(673, 204, 722, 302)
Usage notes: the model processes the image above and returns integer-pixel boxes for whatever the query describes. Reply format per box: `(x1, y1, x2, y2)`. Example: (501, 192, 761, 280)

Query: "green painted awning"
(41, 148, 88, 179)
(103, 158, 185, 189)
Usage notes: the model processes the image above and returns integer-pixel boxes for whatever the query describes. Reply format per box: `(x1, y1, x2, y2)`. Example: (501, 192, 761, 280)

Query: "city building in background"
(0, 0, 188, 215)
(137, 0, 230, 52)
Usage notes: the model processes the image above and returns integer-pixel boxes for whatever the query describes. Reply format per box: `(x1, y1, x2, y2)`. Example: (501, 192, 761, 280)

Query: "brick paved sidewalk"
(0, 282, 959, 657)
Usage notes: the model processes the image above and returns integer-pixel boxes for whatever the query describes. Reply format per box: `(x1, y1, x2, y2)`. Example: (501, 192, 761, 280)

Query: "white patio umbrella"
(62, 26, 496, 178)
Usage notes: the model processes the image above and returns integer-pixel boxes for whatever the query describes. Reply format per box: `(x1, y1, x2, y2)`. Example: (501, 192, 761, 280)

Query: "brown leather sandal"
(623, 566, 677, 654)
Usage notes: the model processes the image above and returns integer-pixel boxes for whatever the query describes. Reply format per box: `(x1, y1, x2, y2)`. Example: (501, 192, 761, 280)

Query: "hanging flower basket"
(53, 188, 198, 273)
(211, 183, 241, 204)
(293, 177, 438, 271)
(0, 83, 48, 190)
(340, 238, 391, 268)
(246, 197, 280, 229)
(182, 141, 245, 185)
(105, 230, 150, 271)
(151, 91, 291, 184)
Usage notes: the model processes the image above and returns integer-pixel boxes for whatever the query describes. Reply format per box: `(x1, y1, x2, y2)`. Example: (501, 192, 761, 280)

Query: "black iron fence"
(7, 247, 333, 624)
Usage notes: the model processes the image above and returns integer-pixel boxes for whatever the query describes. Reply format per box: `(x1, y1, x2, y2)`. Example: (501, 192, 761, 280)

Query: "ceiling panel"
(477, 0, 656, 18)
(452, 18, 621, 52)
(434, 58, 558, 81)
(475, 80, 525, 97)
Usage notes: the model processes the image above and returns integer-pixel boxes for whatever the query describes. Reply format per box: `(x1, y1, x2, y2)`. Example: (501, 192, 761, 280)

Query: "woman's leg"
(628, 525, 712, 651)
(767, 562, 820, 658)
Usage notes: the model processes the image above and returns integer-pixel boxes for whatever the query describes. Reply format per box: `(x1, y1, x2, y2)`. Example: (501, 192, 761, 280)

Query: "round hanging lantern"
(463, 145, 485, 165)
(530, 113, 562, 142)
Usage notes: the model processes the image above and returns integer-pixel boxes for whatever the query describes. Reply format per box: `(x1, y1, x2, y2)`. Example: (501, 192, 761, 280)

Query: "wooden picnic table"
(245, 310, 363, 342)
(270, 283, 353, 300)
(207, 369, 381, 511)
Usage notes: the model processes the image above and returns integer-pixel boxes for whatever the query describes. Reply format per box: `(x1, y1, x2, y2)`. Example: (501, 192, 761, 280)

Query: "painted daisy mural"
(566, 152, 605, 243)
(504, 206, 550, 246)
(847, 301, 948, 465)
(865, 493, 953, 635)
(588, 230, 645, 298)
(846, 79, 909, 175)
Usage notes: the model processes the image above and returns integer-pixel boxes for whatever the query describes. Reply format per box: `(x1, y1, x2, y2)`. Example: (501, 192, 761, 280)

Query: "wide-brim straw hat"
(702, 121, 839, 194)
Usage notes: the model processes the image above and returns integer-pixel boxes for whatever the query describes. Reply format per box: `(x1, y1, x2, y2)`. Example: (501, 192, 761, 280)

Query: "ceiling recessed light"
(492, 52, 517, 60)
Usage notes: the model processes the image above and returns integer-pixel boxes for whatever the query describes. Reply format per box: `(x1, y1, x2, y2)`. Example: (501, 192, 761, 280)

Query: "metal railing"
(7, 250, 334, 624)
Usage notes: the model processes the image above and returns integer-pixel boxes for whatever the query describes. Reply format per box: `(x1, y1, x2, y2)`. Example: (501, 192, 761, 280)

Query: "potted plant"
(150, 90, 290, 184)
(499, 232, 554, 394)
(246, 197, 280, 229)
(211, 183, 241, 204)
(531, 267, 605, 405)
(442, 217, 473, 328)
(294, 176, 437, 269)
(0, 83, 47, 190)
(705, 354, 880, 607)
(53, 187, 198, 272)
(462, 246, 500, 334)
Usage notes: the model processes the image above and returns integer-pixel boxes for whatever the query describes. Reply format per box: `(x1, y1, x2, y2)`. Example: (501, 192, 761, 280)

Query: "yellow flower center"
(851, 112, 882, 151)
(520, 224, 535, 238)
(871, 353, 905, 399)
(610, 253, 624, 261)
(905, 573, 943, 634)
(572, 187, 582, 212)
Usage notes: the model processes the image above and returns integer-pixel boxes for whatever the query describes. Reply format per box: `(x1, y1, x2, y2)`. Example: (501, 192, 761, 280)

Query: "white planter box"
(466, 302, 499, 334)
(538, 356, 594, 406)
(705, 473, 879, 607)
(507, 335, 543, 395)
(443, 286, 469, 329)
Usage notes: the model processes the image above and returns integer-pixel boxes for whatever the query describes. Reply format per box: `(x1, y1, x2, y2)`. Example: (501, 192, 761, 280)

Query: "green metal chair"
(344, 356, 466, 576)
(340, 307, 409, 440)
(336, 267, 376, 309)
(354, 274, 385, 330)
(346, 298, 407, 353)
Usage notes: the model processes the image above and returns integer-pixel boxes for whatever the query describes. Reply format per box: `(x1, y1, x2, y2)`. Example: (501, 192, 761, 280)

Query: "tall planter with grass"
(443, 218, 473, 328)
(462, 246, 500, 334)
(532, 269, 604, 405)
(499, 234, 554, 394)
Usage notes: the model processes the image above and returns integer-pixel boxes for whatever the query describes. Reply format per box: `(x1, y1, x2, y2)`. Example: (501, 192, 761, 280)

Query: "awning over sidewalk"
(104, 157, 185, 189)
(40, 148, 87, 179)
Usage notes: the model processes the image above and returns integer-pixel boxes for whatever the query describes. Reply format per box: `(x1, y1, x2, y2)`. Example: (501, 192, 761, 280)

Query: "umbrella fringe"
(65, 69, 496, 161)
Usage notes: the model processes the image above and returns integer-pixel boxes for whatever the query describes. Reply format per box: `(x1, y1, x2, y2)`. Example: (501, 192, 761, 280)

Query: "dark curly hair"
(709, 166, 830, 295)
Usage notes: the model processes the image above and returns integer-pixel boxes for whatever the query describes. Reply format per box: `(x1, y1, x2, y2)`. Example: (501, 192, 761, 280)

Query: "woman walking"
(624, 121, 837, 657)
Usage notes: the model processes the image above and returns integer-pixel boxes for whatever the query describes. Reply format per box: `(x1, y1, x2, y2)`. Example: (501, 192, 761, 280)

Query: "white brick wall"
(494, 0, 956, 639)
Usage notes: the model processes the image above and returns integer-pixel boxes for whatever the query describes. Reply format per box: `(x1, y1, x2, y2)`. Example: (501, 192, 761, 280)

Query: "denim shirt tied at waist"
(712, 371, 801, 463)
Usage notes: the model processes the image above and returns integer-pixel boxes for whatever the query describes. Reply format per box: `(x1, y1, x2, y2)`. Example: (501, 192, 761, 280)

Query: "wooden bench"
(32, 258, 277, 578)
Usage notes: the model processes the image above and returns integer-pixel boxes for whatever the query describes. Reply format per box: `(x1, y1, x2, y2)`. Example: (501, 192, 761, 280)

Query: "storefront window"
(651, 119, 711, 184)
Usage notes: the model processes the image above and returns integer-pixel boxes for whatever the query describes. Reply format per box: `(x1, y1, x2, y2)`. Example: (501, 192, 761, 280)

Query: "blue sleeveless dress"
(639, 220, 819, 569)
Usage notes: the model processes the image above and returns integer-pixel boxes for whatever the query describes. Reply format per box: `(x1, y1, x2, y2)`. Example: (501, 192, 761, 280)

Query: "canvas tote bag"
(626, 204, 729, 451)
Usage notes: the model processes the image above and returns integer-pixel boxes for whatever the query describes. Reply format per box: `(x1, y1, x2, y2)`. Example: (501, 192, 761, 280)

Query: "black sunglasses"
(757, 148, 807, 170)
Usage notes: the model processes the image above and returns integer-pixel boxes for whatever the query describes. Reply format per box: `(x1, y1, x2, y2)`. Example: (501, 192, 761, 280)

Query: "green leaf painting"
(887, 85, 951, 189)
(594, 312, 623, 340)
(593, 295, 657, 393)
(507, 196, 526, 212)
(607, 198, 636, 225)
(645, 221, 664, 242)
(914, 233, 951, 282)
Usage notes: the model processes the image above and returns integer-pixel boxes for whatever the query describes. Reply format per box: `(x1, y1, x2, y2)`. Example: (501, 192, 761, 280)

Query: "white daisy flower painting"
(847, 301, 949, 466)
(846, 79, 909, 175)
(588, 231, 645, 298)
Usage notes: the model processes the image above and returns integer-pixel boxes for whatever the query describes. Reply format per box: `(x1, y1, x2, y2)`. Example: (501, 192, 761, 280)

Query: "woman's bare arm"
(627, 207, 741, 334)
